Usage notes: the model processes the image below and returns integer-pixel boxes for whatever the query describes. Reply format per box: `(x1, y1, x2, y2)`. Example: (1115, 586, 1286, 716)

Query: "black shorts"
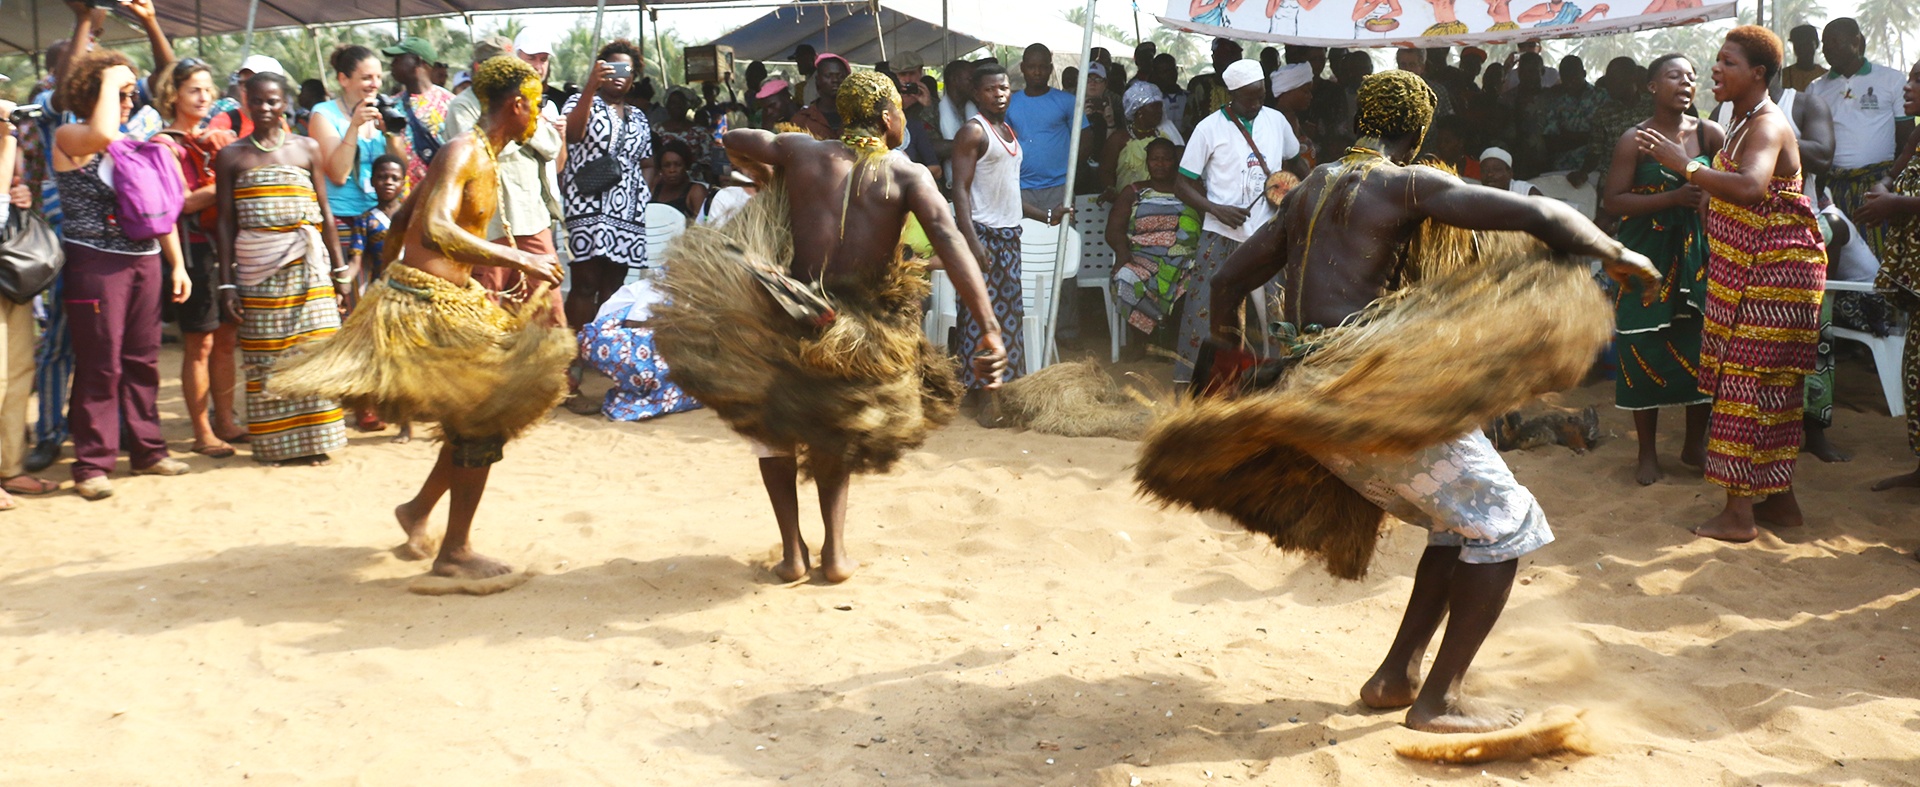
(163, 240, 223, 334)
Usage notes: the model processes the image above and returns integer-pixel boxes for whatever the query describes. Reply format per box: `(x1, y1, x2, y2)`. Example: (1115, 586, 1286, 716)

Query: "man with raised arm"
(1203, 71, 1657, 733)
(273, 57, 572, 586)
(651, 71, 1008, 584)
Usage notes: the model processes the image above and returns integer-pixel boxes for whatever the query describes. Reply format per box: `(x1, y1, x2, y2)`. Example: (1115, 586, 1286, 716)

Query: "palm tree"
(1855, 0, 1917, 70)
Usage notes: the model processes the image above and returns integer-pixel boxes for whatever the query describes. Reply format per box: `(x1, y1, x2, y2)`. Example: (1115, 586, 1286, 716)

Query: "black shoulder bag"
(574, 103, 638, 197)
(0, 207, 65, 304)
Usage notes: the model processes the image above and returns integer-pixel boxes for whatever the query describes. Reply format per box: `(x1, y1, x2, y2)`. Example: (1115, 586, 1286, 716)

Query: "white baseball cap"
(513, 29, 555, 57)
(238, 54, 286, 77)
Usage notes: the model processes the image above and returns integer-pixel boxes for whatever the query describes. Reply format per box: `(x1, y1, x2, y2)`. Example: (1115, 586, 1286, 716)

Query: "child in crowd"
(343, 155, 411, 439)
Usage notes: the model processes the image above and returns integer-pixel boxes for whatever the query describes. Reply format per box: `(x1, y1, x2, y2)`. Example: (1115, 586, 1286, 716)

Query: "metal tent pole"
(396, 0, 404, 41)
(591, 0, 609, 57)
(195, 0, 204, 59)
(1052, 0, 1098, 368)
(941, 0, 949, 64)
(870, 0, 887, 62)
(242, 0, 260, 61)
(31, 0, 40, 81)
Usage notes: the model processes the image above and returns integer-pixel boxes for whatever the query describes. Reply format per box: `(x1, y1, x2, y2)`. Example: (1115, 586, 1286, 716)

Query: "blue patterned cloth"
(577, 311, 701, 421)
(956, 222, 1026, 390)
(1311, 431, 1554, 564)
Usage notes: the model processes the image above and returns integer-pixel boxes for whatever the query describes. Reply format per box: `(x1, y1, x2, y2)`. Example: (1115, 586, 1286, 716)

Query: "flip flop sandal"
(192, 443, 237, 459)
(1, 476, 61, 496)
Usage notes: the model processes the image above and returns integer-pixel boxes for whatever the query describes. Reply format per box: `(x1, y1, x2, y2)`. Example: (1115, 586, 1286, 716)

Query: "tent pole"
(942, 0, 950, 64)
(653, 8, 664, 85)
(638, 1, 648, 81)
(242, 0, 260, 62)
(311, 26, 326, 91)
(1052, 0, 1097, 369)
(395, 0, 404, 42)
(195, 0, 204, 59)
(591, 0, 609, 58)
(870, 0, 886, 62)
(31, 0, 40, 81)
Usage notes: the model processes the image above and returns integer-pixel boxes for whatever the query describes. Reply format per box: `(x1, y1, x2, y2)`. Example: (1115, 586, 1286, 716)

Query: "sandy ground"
(2, 343, 1918, 787)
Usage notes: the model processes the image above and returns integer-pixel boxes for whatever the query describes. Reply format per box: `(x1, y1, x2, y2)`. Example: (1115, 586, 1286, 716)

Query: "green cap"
(383, 36, 438, 63)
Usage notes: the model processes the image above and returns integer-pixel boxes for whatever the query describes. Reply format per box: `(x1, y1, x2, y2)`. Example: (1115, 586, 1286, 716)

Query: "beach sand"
(3, 347, 1917, 786)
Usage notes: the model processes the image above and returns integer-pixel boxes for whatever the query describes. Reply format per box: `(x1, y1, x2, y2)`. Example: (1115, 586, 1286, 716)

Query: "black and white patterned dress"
(560, 94, 653, 268)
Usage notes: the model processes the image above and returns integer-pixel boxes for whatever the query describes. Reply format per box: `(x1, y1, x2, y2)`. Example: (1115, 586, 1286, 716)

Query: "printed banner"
(1159, 0, 1736, 48)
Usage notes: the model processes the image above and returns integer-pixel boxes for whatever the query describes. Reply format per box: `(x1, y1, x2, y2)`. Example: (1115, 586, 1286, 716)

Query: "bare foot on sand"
(393, 503, 436, 560)
(1406, 695, 1526, 734)
(1360, 665, 1420, 710)
(1803, 428, 1852, 463)
(1871, 468, 1920, 492)
(772, 544, 811, 583)
(1679, 442, 1705, 468)
(1693, 508, 1759, 543)
(1635, 453, 1663, 486)
(432, 548, 513, 579)
(1754, 492, 1803, 529)
(818, 549, 859, 584)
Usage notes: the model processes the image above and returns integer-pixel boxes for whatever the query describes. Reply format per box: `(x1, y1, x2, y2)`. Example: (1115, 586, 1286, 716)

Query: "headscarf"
(1269, 63, 1313, 97)
(1120, 80, 1184, 145)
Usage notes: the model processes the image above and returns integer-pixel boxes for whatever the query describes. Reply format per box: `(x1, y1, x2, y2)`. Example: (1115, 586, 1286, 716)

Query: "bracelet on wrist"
(217, 284, 238, 291)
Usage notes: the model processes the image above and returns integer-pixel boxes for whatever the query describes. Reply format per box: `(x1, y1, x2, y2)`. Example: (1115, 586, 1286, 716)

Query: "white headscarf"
(1121, 81, 1185, 145)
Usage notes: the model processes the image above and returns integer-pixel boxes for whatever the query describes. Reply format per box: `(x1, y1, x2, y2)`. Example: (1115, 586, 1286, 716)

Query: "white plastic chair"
(1019, 217, 1081, 376)
(630, 203, 688, 284)
(924, 269, 958, 349)
(1825, 279, 1908, 418)
(1068, 194, 1123, 362)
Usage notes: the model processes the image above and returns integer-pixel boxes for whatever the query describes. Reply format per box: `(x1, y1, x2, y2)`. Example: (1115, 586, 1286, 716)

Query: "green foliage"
(1855, 0, 1918, 68)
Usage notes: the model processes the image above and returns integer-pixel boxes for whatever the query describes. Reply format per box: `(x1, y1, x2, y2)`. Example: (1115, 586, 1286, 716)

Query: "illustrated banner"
(1160, 0, 1736, 48)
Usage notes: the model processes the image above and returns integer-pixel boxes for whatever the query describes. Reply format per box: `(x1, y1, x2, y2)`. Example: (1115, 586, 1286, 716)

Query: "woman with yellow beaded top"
(274, 57, 573, 587)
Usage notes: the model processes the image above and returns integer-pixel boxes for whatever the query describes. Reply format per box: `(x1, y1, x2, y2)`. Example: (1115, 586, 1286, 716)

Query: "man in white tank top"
(951, 63, 1074, 406)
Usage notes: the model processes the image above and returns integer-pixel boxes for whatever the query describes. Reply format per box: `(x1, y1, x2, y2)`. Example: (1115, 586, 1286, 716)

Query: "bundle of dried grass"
(984, 360, 1153, 440)
(1395, 706, 1598, 763)
(1134, 233, 1612, 580)
(272, 263, 573, 443)
(649, 177, 961, 479)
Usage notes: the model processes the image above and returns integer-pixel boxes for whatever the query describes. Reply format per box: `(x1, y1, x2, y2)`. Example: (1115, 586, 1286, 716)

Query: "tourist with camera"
(309, 44, 406, 291)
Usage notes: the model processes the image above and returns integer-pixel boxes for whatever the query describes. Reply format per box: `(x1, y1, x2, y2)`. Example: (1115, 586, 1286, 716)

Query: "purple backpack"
(106, 137, 185, 240)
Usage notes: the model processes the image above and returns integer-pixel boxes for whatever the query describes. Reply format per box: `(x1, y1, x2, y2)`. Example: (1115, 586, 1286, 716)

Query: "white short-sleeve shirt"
(1807, 61, 1906, 170)
(1178, 106, 1301, 243)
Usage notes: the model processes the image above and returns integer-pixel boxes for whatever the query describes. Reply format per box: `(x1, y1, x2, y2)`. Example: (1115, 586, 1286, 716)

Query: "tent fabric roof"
(711, 0, 1125, 66)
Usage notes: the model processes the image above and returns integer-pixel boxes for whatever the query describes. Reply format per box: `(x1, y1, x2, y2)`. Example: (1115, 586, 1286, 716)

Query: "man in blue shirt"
(1005, 43, 1081, 222)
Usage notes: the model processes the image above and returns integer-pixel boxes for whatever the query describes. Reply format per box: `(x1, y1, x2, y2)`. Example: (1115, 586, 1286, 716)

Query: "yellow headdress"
(1353, 70, 1437, 149)
(836, 70, 901, 151)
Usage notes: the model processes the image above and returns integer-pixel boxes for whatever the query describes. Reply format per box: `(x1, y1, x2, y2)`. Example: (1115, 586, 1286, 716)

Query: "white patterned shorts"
(1310, 431, 1553, 564)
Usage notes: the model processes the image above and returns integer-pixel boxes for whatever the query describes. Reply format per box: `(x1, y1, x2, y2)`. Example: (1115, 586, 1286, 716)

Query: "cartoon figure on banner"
(1192, 0, 1252, 27)
(1352, 0, 1403, 33)
(1519, 0, 1609, 27)
(1267, 0, 1326, 35)
(1484, 0, 1520, 31)
(1643, 0, 1701, 12)
(1422, 0, 1468, 35)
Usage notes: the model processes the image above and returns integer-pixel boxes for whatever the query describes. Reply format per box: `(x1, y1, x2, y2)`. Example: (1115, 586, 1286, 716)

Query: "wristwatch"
(1684, 160, 1704, 182)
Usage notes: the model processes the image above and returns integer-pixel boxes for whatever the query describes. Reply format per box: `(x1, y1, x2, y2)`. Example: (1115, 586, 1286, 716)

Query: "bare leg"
(1754, 488, 1804, 528)
(1632, 409, 1662, 486)
(1871, 460, 1920, 491)
(1679, 403, 1709, 467)
(815, 460, 858, 583)
(1802, 424, 1852, 463)
(1361, 545, 1456, 709)
(181, 331, 226, 450)
(431, 459, 511, 578)
(1404, 557, 1526, 733)
(209, 324, 246, 441)
(1694, 493, 1760, 542)
(393, 444, 454, 560)
(759, 456, 810, 582)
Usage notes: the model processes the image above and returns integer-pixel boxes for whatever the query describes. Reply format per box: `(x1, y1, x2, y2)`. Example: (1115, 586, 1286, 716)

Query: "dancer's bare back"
(384, 134, 563, 287)
(724, 129, 1008, 383)
(1216, 157, 1658, 334)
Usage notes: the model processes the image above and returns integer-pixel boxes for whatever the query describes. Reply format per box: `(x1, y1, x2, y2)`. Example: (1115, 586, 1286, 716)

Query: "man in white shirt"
(1807, 16, 1912, 260)
(1172, 59, 1301, 385)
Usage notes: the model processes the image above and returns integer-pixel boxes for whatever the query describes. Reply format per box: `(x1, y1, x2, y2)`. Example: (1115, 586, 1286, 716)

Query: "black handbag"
(0, 207, 64, 305)
(574, 104, 639, 197)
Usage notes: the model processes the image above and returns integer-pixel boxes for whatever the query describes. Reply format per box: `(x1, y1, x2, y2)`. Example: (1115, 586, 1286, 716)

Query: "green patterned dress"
(1615, 156, 1711, 410)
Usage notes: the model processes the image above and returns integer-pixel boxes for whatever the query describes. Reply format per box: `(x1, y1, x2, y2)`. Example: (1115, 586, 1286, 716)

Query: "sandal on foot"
(192, 442, 237, 459)
(562, 394, 602, 416)
(2, 476, 60, 495)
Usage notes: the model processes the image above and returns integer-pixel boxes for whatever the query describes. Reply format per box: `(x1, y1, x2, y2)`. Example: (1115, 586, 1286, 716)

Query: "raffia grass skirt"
(270, 263, 574, 442)
(1134, 233, 1613, 580)
(649, 178, 961, 479)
